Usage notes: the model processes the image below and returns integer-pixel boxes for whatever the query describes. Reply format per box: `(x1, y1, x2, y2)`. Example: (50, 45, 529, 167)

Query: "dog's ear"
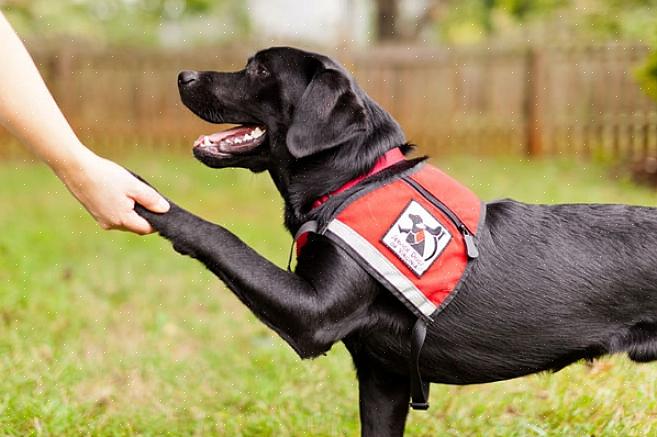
(286, 69, 367, 159)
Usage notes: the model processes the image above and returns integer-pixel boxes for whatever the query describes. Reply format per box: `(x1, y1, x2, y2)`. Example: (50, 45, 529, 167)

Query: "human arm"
(0, 12, 168, 234)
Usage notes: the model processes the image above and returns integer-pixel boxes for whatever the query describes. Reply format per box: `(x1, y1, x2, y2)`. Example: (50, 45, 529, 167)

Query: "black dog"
(135, 47, 657, 436)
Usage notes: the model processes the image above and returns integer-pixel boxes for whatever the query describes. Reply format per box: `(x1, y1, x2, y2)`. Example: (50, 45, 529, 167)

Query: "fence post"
(524, 47, 543, 156)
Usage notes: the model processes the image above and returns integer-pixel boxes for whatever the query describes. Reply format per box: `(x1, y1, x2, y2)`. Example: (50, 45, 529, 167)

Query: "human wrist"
(50, 142, 98, 187)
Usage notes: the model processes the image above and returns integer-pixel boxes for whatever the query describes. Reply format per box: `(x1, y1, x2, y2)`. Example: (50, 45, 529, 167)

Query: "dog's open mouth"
(193, 124, 267, 158)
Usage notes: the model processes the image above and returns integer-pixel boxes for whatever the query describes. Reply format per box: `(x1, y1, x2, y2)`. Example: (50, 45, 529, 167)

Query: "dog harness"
(293, 148, 484, 410)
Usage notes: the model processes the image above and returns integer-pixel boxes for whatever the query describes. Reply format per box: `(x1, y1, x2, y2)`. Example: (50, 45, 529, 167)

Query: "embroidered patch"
(382, 200, 452, 276)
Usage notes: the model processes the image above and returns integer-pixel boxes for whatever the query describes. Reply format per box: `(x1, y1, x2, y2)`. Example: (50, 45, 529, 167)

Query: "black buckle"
(410, 401, 430, 410)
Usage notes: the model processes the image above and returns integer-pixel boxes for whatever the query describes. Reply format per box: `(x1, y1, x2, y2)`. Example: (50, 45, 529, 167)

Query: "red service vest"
(295, 162, 484, 322)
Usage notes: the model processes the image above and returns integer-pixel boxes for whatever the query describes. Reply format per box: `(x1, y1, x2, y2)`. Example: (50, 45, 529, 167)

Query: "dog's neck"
(271, 98, 408, 233)
(309, 147, 405, 209)
(275, 147, 406, 233)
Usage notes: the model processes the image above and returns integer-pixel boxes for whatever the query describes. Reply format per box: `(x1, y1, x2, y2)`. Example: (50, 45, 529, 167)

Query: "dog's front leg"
(353, 353, 410, 437)
(135, 203, 373, 359)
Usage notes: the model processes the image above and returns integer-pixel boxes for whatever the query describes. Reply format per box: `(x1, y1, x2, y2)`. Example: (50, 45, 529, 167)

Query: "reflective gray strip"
(295, 220, 318, 242)
(326, 219, 437, 318)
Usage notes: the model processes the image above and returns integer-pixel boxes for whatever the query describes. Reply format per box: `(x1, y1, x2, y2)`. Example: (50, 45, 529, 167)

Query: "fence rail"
(1, 43, 656, 160)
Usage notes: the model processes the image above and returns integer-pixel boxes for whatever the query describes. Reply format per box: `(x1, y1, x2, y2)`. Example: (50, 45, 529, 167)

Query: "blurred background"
(2, 0, 657, 165)
(4, 1, 657, 436)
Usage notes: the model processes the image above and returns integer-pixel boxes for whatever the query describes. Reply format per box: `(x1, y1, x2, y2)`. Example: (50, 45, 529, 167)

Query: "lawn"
(2, 150, 657, 436)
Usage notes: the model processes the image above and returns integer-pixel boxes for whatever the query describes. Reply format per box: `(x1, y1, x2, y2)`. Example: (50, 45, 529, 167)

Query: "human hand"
(56, 149, 170, 234)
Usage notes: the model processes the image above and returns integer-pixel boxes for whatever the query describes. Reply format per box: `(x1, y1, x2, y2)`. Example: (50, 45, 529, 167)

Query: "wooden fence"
(1, 43, 656, 160)
(351, 44, 657, 159)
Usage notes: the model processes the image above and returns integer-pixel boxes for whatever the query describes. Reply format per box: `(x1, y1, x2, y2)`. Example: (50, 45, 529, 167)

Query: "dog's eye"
(255, 65, 270, 78)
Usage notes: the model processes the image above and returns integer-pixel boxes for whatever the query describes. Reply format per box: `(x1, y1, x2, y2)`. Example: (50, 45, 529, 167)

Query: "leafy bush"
(636, 49, 657, 102)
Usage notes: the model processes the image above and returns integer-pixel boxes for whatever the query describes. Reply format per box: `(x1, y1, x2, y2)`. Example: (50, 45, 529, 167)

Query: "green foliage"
(636, 49, 657, 102)
(495, 0, 566, 20)
(437, 0, 565, 44)
(573, 0, 657, 43)
(438, 0, 495, 44)
(437, 0, 657, 45)
(0, 0, 249, 46)
(2, 151, 657, 434)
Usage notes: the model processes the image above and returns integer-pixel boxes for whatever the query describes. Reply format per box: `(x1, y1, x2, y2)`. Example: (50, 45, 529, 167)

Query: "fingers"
(62, 154, 168, 235)
(96, 208, 155, 235)
(117, 211, 155, 235)
(130, 182, 170, 213)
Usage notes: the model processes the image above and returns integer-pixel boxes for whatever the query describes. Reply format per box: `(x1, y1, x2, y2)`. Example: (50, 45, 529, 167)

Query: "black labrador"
(135, 47, 657, 436)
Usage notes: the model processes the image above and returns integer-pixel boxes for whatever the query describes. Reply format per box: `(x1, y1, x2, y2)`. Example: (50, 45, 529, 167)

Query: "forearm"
(0, 13, 92, 176)
(0, 13, 167, 233)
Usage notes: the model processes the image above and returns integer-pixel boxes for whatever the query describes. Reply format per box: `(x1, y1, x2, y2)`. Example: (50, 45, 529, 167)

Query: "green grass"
(2, 151, 657, 436)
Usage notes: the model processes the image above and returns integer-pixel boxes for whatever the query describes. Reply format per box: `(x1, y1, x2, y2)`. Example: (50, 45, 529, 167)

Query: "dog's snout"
(178, 70, 199, 87)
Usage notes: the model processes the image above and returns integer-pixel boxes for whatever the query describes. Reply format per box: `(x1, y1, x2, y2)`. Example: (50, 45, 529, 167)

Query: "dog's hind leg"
(354, 357, 410, 437)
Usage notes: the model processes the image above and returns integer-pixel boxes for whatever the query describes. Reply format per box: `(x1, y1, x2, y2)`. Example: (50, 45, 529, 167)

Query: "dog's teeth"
(235, 138, 243, 144)
(252, 127, 264, 138)
(244, 134, 252, 140)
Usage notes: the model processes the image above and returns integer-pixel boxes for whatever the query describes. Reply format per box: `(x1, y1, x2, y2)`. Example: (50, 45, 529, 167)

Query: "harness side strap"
(410, 318, 430, 410)
(288, 220, 319, 271)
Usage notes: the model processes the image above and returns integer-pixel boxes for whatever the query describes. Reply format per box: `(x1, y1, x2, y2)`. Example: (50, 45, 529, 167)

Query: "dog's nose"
(178, 70, 199, 87)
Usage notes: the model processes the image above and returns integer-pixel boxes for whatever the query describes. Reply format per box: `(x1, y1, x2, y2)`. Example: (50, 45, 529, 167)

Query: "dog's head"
(177, 47, 405, 177)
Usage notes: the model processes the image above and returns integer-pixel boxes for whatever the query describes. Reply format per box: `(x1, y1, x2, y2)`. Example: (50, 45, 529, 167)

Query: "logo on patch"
(382, 201, 451, 276)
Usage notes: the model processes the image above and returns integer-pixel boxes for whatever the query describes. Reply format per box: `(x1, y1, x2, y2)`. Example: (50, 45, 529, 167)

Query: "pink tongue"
(193, 125, 257, 147)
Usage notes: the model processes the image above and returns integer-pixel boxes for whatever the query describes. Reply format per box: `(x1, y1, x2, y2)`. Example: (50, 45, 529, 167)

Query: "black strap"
(286, 239, 295, 272)
(410, 318, 430, 410)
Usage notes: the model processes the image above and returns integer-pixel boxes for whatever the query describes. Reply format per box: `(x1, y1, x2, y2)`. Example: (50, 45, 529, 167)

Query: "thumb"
(131, 183, 170, 213)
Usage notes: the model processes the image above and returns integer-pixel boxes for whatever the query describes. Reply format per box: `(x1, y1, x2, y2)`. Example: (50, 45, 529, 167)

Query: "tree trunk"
(375, 0, 399, 42)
